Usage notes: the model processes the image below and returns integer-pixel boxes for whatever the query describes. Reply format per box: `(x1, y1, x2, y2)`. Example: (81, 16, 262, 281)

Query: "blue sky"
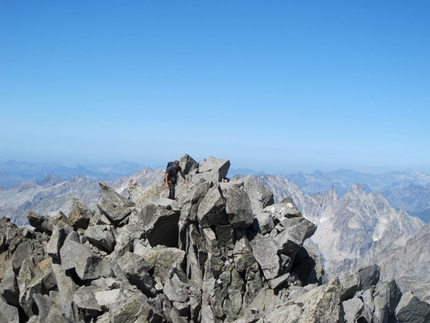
(1, 1, 429, 174)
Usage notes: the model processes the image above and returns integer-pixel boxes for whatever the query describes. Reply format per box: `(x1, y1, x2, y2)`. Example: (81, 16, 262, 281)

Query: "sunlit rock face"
(0, 155, 427, 322)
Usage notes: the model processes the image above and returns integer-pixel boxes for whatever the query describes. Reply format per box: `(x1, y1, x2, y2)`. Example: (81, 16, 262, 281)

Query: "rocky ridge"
(0, 168, 164, 227)
(0, 155, 428, 322)
(257, 175, 428, 297)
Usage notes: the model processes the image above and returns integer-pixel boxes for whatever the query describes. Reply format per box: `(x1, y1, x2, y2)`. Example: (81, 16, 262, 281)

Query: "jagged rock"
(60, 231, 112, 280)
(97, 181, 135, 225)
(142, 245, 186, 283)
(111, 223, 146, 258)
(50, 260, 77, 321)
(197, 184, 228, 227)
(17, 258, 57, 318)
(0, 295, 20, 323)
(54, 210, 73, 227)
(249, 233, 280, 280)
(198, 156, 230, 183)
(134, 199, 180, 248)
(245, 278, 342, 323)
(358, 264, 380, 290)
(180, 153, 200, 175)
(117, 251, 155, 297)
(395, 291, 430, 323)
(338, 272, 359, 302)
(242, 175, 274, 214)
(342, 295, 364, 323)
(94, 288, 121, 309)
(1, 260, 19, 306)
(215, 225, 235, 250)
(221, 183, 254, 229)
(73, 285, 102, 315)
(374, 280, 402, 323)
(69, 198, 93, 230)
(46, 223, 73, 260)
(2, 155, 424, 323)
(33, 293, 68, 323)
(96, 289, 155, 323)
(27, 211, 54, 235)
(253, 211, 274, 234)
(127, 180, 149, 204)
(164, 269, 190, 303)
(274, 217, 317, 256)
(84, 224, 116, 253)
(178, 180, 211, 233)
(11, 239, 37, 272)
(268, 272, 291, 290)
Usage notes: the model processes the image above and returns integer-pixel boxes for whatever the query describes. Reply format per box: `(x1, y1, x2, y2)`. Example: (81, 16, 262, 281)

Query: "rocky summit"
(0, 155, 429, 323)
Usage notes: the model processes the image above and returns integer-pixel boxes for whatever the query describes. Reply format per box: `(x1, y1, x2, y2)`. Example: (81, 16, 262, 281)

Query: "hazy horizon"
(1, 156, 428, 176)
(2, 1, 429, 174)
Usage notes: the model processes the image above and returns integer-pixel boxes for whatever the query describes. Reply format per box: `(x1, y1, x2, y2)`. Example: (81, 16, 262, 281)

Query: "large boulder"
(97, 181, 135, 225)
(198, 156, 230, 183)
(395, 291, 430, 323)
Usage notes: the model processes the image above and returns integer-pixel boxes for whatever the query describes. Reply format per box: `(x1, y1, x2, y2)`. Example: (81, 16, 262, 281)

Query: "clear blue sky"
(1, 1, 429, 173)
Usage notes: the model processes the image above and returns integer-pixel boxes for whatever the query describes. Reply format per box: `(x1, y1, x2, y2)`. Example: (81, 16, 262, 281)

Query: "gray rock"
(164, 272, 189, 303)
(179, 153, 200, 175)
(27, 211, 54, 235)
(1, 260, 19, 306)
(111, 223, 145, 258)
(274, 217, 317, 256)
(117, 251, 155, 297)
(178, 180, 211, 235)
(268, 272, 290, 290)
(249, 233, 280, 280)
(60, 231, 112, 280)
(221, 184, 254, 229)
(33, 293, 68, 323)
(100, 289, 153, 322)
(97, 181, 135, 225)
(395, 291, 430, 323)
(46, 224, 73, 260)
(215, 224, 235, 250)
(73, 285, 102, 312)
(342, 295, 364, 323)
(264, 278, 343, 323)
(0, 295, 20, 323)
(197, 185, 228, 228)
(243, 175, 274, 214)
(11, 239, 36, 273)
(253, 211, 274, 234)
(69, 198, 93, 230)
(198, 156, 230, 183)
(338, 272, 359, 302)
(358, 264, 380, 290)
(84, 224, 116, 253)
(142, 245, 186, 283)
(373, 280, 402, 323)
(50, 260, 77, 321)
(94, 288, 121, 309)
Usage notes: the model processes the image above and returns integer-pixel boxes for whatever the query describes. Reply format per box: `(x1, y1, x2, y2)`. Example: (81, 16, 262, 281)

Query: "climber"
(165, 160, 188, 199)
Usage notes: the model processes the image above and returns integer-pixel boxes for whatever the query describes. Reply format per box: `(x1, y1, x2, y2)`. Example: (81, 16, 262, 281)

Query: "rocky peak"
(0, 155, 428, 323)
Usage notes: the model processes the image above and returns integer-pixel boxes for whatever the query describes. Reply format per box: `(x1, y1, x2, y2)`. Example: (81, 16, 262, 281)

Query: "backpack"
(166, 161, 175, 169)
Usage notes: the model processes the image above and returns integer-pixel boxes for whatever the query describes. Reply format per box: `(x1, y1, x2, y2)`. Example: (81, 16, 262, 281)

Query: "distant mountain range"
(1, 160, 430, 222)
(1, 156, 430, 302)
(0, 160, 146, 188)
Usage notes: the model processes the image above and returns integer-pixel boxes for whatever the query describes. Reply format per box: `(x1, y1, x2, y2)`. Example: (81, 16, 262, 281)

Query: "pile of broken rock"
(0, 155, 429, 323)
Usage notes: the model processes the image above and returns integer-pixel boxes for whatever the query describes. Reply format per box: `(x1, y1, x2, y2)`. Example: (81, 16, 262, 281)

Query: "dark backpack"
(166, 161, 175, 169)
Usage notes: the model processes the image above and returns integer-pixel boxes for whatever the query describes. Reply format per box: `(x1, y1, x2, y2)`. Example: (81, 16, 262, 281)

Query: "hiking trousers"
(168, 182, 176, 200)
